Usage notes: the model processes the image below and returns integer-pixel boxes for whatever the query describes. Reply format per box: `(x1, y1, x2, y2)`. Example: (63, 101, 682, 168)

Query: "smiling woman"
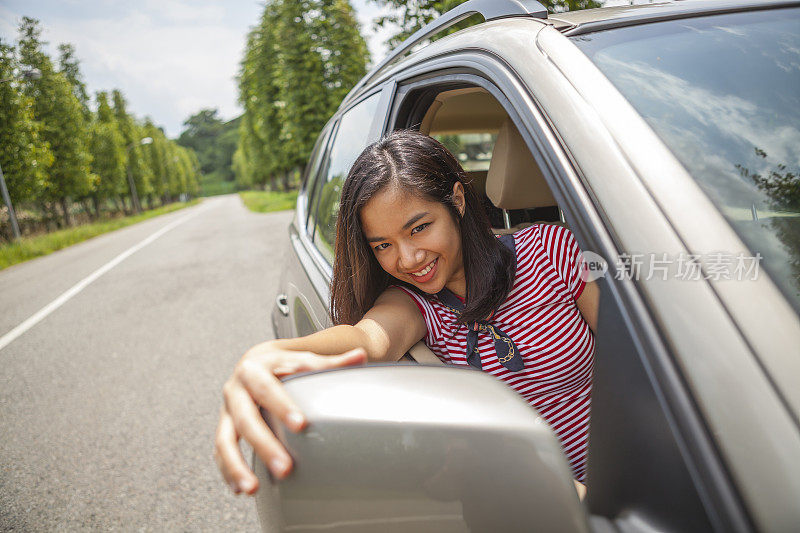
(214, 129, 599, 495)
(331, 130, 515, 327)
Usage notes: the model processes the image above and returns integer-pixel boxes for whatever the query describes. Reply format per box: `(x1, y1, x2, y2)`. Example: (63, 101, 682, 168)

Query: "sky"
(0, 1, 637, 139)
(0, 0, 401, 138)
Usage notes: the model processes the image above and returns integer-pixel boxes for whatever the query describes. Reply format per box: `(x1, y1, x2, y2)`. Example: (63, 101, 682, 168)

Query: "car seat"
(487, 118, 566, 234)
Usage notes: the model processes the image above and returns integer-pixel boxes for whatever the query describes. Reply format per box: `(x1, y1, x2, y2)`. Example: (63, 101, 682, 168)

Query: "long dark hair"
(330, 129, 515, 326)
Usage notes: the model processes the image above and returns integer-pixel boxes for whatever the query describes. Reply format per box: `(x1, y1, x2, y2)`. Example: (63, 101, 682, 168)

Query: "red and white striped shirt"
(395, 224, 594, 481)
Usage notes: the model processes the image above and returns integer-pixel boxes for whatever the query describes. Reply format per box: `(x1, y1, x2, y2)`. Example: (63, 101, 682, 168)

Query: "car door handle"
(275, 294, 290, 316)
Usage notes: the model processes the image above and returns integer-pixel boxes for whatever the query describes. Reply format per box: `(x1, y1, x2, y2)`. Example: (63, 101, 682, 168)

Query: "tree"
(0, 39, 52, 214)
(88, 91, 126, 215)
(176, 108, 237, 183)
(17, 17, 94, 227)
(57, 43, 90, 121)
(234, 0, 368, 190)
(276, 0, 334, 173)
(112, 89, 153, 212)
(317, 0, 370, 110)
(236, 1, 287, 188)
(369, 0, 601, 47)
(143, 119, 169, 205)
(275, 0, 368, 174)
(215, 117, 239, 183)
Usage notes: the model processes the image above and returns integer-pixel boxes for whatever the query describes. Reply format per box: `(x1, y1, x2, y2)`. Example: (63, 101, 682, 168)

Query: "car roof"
(549, 0, 798, 34)
(343, 0, 797, 106)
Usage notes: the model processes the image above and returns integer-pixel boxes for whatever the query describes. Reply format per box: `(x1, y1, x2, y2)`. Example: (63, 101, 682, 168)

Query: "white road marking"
(0, 203, 210, 352)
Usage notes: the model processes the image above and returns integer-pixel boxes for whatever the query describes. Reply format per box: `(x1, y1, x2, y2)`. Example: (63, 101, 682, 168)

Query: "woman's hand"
(214, 342, 367, 495)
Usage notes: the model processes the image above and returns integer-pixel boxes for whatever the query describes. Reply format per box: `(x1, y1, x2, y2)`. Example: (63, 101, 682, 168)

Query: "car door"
(382, 51, 748, 529)
(274, 88, 388, 340)
(273, 122, 334, 340)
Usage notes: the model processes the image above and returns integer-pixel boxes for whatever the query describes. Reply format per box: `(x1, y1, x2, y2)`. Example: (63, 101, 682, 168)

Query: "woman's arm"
(576, 280, 599, 334)
(214, 287, 426, 495)
(270, 287, 427, 363)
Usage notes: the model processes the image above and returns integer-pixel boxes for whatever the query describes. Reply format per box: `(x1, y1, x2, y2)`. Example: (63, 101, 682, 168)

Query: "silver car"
(261, 0, 800, 531)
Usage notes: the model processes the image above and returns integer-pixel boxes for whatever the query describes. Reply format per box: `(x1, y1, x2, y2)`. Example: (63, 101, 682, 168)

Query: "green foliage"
(234, 0, 369, 189)
(369, 0, 601, 47)
(57, 43, 91, 121)
(0, 17, 201, 238)
(18, 17, 95, 223)
(176, 109, 239, 194)
(112, 89, 154, 200)
(200, 177, 238, 196)
(143, 119, 168, 200)
(239, 190, 299, 213)
(0, 40, 53, 204)
(89, 91, 126, 202)
(237, 1, 286, 188)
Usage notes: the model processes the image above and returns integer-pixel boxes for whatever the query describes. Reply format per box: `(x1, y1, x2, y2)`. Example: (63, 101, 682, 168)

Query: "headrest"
(486, 119, 556, 210)
(421, 87, 506, 135)
(464, 170, 488, 197)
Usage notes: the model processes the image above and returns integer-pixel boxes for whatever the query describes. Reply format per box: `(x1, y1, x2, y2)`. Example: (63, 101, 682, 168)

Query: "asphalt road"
(0, 195, 292, 531)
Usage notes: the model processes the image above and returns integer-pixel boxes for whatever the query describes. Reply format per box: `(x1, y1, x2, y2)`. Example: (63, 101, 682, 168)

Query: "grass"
(0, 200, 200, 271)
(199, 173, 239, 197)
(199, 180, 238, 197)
(239, 190, 298, 214)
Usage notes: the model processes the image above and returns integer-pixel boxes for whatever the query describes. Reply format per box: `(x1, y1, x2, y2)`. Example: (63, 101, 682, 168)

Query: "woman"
(215, 130, 599, 496)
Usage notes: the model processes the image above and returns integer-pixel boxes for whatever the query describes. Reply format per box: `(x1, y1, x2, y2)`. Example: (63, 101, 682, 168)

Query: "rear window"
(433, 133, 497, 171)
(572, 8, 800, 310)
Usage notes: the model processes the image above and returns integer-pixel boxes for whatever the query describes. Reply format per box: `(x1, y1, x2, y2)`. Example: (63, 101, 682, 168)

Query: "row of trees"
(234, 0, 369, 190)
(234, 0, 601, 191)
(0, 17, 200, 238)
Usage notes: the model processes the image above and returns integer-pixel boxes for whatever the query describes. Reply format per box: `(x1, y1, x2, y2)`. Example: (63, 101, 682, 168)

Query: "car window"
(572, 8, 800, 311)
(433, 132, 497, 171)
(302, 124, 333, 233)
(314, 92, 381, 264)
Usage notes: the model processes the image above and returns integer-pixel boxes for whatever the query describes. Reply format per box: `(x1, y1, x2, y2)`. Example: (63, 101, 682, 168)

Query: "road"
(0, 195, 292, 531)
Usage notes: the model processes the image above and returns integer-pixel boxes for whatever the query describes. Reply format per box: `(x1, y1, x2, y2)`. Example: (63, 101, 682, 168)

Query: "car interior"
(402, 85, 569, 364)
(418, 86, 567, 234)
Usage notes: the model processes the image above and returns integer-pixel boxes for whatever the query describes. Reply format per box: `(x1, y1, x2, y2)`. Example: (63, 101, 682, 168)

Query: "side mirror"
(254, 365, 589, 533)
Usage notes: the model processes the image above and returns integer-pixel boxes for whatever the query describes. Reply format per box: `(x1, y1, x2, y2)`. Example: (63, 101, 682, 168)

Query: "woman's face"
(360, 183, 466, 297)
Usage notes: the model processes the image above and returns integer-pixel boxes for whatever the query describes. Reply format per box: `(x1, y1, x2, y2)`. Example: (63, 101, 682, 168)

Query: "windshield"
(572, 8, 800, 311)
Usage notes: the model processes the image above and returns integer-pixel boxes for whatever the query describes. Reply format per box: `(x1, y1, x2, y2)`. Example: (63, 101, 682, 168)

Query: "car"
(258, 0, 800, 531)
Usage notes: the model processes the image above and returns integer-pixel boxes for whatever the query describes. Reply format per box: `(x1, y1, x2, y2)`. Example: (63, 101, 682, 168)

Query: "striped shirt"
(395, 224, 594, 481)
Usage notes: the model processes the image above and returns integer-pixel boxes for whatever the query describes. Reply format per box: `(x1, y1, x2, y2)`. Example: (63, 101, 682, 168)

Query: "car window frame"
(297, 85, 393, 282)
(307, 120, 339, 242)
(300, 122, 335, 238)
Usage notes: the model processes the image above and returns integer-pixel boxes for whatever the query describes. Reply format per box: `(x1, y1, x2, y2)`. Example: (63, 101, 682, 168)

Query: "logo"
(579, 251, 608, 282)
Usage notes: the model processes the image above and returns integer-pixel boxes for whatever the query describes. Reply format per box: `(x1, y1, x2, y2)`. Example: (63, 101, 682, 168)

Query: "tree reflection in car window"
(573, 8, 800, 310)
(314, 92, 381, 263)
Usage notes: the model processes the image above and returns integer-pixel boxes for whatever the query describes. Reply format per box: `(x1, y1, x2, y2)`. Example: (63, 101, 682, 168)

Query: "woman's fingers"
(214, 407, 259, 495)
(223, 380, 294, 480)
(238, 359, 307, 432)
(318, 348, 368, 369)
(217, 346, 368, 495)
(243, 349, 366, 432)
(273, 348, 367, 376)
